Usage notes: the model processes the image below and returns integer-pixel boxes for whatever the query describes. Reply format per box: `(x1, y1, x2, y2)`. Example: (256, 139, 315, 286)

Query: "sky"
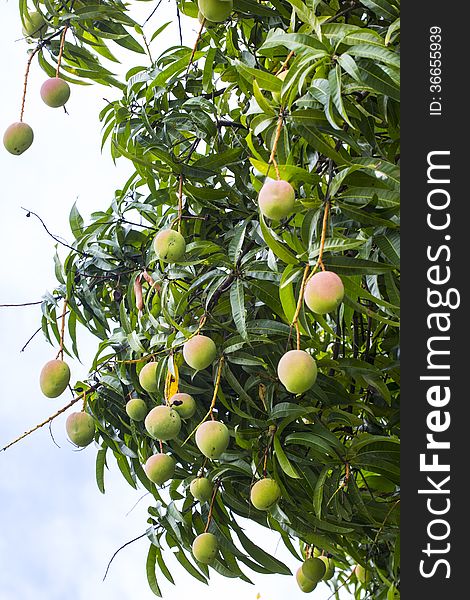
(0, 3, 352, 599)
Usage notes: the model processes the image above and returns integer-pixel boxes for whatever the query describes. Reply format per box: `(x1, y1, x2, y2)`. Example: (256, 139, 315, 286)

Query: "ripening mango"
(139, 361, 159, 393)
(190, 477, 213, 503)
(318, 555, 335, 580)
(170, 392, 196, 419)
(153, 229, 186, 262)
(145, 405, 181, 441)
(198, 0, 233, 23)
(39, 359, 70, 398)
(195, 420, 229, 459)
(198, 10, 217, 27)
(192, 532, 218, 564)
(125, 398, 148, 422)
(301, 557, 326, 583)
(295, 567, 317, 593)
(183, 335, 217, 371)
(304, 271, 344, 314)
(277, 350, 317, 394)
(3, 122, 34, 155)
(40, 78, 70, 108)
(250, 478, 281, 511)
(258, 179, 295, 221)
(144, 453, 175, 485)
(66, 412, 95, 447)
(22, 11, 47, 38)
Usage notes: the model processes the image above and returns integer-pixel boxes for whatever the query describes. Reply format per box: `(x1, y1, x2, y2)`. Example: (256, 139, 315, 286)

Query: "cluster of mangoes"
(3, 11, 70, 156)
(296, 554, 335, 593)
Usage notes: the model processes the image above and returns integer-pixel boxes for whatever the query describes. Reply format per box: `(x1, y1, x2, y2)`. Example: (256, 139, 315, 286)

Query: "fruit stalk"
(183, 355, 224, 444)
(268, 109, 284, 180)
(315, 199, 330, 272)
(185, 16, 206, 77)
(56, 298, 68, 360)
(203, 479, 220, 532)
(275, 50, 295, 76)
(290, 264, 311, 350)
(56, 24, 68, 77)
(19, 47, 40, 122)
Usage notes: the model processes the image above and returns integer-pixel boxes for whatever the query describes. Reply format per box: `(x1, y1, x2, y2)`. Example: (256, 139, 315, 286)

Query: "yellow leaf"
(165, 360, 179, 401)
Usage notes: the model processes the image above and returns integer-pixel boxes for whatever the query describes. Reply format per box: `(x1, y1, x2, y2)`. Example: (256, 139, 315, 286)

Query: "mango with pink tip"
(139, 361, 159, 393)
(195, 420, 229, 459)
(258, 179, 295, 220)
(277, 350, 317, 394)
(66, 412, 95, 447)
(39, 359, 70, 398)
(183, 335, 217, 370)
(170, 392, 196, 419)
(145, 405, 181, 441)
(40, 78, 70, 108)
(3, 122, 34, 155)
(304, 271, 344, 314)
(144, 453, 175, 485)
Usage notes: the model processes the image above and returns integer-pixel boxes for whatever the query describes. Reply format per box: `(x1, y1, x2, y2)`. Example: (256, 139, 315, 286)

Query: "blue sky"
(0, 3, 352, 599)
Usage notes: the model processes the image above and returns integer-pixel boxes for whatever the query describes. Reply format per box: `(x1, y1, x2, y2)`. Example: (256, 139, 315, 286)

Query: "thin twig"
(1, 390, 88, 452)
(176, 2, 183, 45)
(21, 207, 90, 257)
(0, 301, 42, 307)
(142, 0, 164, 26)
(141, 30, 153, 64)
(20, 326, 42, 352)
(185, 17, 205, 77)
(102, 531, 149, 581)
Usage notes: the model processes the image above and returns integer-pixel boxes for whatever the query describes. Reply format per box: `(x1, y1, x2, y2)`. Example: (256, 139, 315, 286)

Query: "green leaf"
(274, 434, 301, 478)
(95, 448, 107, 494)
(313, 466, 330, 517)
(324, 255, 396, 275)
(69, 202, 84, 239)
(236, 527, 292, 575)
(359, 61, 400, 102)
(259, 214, 298, 265)
(230, 279, 248, 340)
(146, 544, 162, 596)
(236, 62, 283, 92)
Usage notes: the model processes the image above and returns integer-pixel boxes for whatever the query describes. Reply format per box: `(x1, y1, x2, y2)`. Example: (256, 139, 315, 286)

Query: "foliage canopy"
(16, 0, 400, 597)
